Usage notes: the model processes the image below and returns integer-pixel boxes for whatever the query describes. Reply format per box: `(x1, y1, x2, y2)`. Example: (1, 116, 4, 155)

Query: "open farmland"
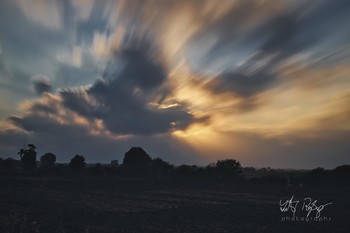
(0, 177, 349, 233)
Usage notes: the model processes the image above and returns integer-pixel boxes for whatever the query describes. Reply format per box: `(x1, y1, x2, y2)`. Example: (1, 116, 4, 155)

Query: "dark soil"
(0, 177, 349, 233)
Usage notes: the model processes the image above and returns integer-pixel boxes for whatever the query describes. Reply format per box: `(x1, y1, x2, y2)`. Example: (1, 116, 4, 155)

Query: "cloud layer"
(0, 0, 349, 168)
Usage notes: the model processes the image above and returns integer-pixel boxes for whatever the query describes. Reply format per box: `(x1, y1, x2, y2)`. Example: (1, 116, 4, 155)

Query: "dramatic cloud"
(205, 69, 275, 98)
(0, 0, 349, 168)
(10, 46, 203, 139)
(61, 47, 201, 135)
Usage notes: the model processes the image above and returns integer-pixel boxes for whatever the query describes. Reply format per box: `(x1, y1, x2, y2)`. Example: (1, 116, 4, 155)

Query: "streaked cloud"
(14, 0, 63, 30)
(0, 0, 349, 168)
(71, 0, 94, 21)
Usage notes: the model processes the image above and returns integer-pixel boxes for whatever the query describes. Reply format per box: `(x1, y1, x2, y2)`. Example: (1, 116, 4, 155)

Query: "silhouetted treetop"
(18, 144, 37, 170)
(215, 159, 242, 179)
(333, 165, 350, 174)
(150, 157, 174, 175)
(40, 153, 56, 168)
(69, 154, 86, 170)
(123, 147, 151, 167)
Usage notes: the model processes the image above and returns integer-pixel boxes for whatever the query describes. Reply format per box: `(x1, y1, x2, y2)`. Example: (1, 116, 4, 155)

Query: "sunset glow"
(0, 0, 349, 168)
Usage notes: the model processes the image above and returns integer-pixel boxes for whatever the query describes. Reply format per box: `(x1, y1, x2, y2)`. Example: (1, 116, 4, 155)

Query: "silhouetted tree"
(332, 165, 350, 185)
(215, 159, 242, 179)
(18, 144, 37, 170)
(123, 147, 151, 174)
(69, 154, 86, 171)
(150, 157, 174, 176)
(40, 153, 56, 168)
(333, 165, 350, 175)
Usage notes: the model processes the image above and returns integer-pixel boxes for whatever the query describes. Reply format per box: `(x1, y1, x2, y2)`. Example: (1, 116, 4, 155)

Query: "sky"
(0, 0, 349, 169)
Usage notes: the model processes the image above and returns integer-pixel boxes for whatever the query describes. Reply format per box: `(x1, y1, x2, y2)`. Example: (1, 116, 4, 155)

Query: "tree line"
(0, 144, 243, 179)
(0, 144, 349, 186)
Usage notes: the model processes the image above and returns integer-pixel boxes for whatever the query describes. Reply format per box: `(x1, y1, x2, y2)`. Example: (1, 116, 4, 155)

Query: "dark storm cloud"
(206, 71, 275, 98)
(29, 103, 57, 115)
(59, 47, 199, 135)
(198, 11, 300, 98)
(189, 5, 296, 99)
(192, 0, 350, 101)
(60, 89, 97, 117)
(116, 48, 166, 90)
(9, 114, 64, 134)
(32, 77, 52, 95)
(259, 14, 297, 54)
